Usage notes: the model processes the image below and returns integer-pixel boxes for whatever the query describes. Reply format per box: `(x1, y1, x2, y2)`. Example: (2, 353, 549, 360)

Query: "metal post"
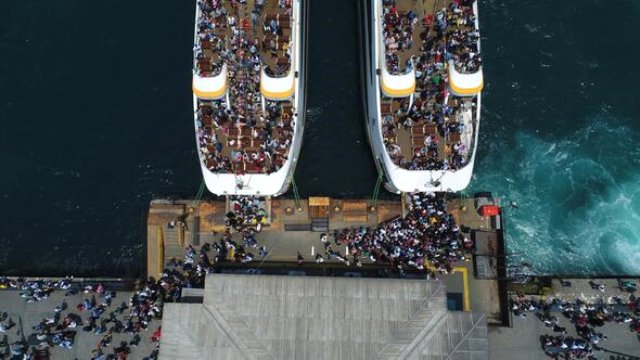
(195, 180, 206, 200)
(291, 178, 302, 211)
(370, 172, 383, 209)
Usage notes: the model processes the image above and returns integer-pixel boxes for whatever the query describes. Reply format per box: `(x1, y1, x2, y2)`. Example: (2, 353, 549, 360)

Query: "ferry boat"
(192, 0, 307, 196)
(361, 0, 483, 193)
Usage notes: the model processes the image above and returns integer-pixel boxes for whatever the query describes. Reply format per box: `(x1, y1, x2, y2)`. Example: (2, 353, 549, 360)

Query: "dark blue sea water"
(0, 0, 638, 276)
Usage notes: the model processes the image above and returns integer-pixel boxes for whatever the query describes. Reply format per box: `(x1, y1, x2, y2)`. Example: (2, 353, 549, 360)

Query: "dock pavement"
(491, 278, 640, 359)
(0, 286, 158, 359)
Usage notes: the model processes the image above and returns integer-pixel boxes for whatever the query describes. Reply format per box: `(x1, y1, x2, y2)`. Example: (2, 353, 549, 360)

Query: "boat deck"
(194, 0, 297, 175)
(257, 0, 293, 76)
(443, 0, 482, 73)
(382, 0, 447, 74)
(379, 0, 478, 171)
(195, 0, 292, 77)
(197, 99, 294, 174)
(383, 0, 480, 74)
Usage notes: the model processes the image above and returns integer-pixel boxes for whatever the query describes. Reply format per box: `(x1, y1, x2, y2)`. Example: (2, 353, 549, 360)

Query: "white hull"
(192, 0, 307, 196)
(361, 0, 482, 193)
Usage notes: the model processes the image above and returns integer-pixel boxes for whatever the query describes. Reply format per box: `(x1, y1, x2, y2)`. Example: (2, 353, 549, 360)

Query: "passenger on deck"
(332, 192, 473, 276)
(381, 0, 480, 171)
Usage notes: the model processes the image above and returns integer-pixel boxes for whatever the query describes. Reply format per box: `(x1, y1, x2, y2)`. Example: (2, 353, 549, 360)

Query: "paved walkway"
(0, 288, 158, 359)
(543, 278, 638, 303)
(492, 278, 640, 360)
(490, 313, 640, 360)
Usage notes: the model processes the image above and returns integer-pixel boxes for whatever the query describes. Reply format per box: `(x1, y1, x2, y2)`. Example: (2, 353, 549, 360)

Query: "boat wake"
(471, 118, 640, 275)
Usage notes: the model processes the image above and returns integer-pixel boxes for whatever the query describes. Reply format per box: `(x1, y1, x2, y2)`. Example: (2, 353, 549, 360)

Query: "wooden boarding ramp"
(146, 203, 187, 280)
(342, 200, 368, 222)
(308, 196, 330, 217)
(198, 201, 228, 233)
(308, 196, 330, 231)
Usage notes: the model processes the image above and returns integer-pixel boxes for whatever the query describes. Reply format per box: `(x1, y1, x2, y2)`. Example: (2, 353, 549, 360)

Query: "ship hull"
(361, 0, 482, 194)
(192, 0, 308, 196)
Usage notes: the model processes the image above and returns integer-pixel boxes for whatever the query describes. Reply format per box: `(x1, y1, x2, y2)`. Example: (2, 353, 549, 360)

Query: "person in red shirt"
(151, 326, 162, 342)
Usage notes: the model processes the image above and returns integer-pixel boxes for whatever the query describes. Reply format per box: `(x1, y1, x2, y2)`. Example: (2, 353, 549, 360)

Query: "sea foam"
(471, 118, 640, 275)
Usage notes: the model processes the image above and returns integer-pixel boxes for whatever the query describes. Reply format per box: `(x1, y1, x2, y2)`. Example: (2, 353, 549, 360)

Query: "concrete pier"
(145, 194, 509, 325)
(146, 198, 403, 279)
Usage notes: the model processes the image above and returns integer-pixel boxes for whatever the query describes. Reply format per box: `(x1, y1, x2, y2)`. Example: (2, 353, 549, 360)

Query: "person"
(259, 246, 268, 258)
(297, 252, 304, 265)
(151, 326, 162, 342)
(559, 279, 572, 287)
(320, 233, 328, 247)
(552, 324, 566, 334)
(251, 10, 259, 28)
(130, 333, 141, 347)
(514, 309, 526, 319)
(618, 279, 636, 293)
(588, 280, 605, 292)
(55, 299, 68, 313)
(315, 254, 324, 264)
(114, 341, 131, 356)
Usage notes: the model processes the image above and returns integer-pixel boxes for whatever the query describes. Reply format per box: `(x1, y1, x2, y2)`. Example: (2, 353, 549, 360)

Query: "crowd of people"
(382, 0, 418, 74)
(194, 0, 295, 175)
(382, 0, 481, 75)
(163, 196, 272, 274)
(443, 0, 482, 73)
(0, 278, 173, 359)
(383, 96, 473, 171)
(0, 277, 73, 302)
(229, 195, 269, 229)
(539, 334, 595, 359)
(511, 282, 640, 359)
(381, 0, 479, 172)
(220, 195, 272, 263)
(322, 192, 473, 274)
